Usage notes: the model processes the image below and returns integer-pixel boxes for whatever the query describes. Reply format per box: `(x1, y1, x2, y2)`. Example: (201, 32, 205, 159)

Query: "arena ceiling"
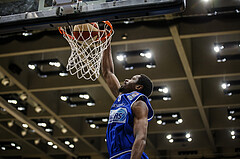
(0, 0, 240, 159)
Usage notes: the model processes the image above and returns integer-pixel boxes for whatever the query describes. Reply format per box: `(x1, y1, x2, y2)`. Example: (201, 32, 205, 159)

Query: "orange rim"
(58, 21, 113, 42)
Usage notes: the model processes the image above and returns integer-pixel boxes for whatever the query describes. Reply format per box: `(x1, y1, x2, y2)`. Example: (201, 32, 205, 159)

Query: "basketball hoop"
(59, 21, 114, 81)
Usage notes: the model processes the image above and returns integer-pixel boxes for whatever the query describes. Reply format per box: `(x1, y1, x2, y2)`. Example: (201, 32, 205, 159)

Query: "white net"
(59, 21, 114, 81)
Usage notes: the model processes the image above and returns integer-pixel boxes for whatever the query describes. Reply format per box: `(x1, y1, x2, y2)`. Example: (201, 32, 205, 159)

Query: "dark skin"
(101, 46, 149, 159)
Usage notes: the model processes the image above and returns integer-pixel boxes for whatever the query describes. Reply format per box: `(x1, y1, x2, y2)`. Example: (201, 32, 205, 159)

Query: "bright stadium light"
(60, 96, 68, 101)
(178, 119, 183, 123)
(16, 146, 21, 150)
(69, 144, 74, 148)
(52, 145, 58, 149)
(65, 141, 70, 145)
(221, 83, 230, 89)
(90, 124, 96, 128)
(188, 138, 192, 142)
(49, 62, 61, 67)
(28, 64, 36, 70)
(166, 134, 172, 139)
(169, 139, 174, 143)
(8, 100, 17, 104)
(185, 133, 191, 138)
(117, 54, 125, 61)
(22, 123, 28, 128)
(157, 120, 162, 125)
(102, 118, 108, 122)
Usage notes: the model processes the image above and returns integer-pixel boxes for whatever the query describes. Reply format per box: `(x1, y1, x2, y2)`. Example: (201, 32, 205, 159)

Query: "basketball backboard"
(0, 0, 186, 35)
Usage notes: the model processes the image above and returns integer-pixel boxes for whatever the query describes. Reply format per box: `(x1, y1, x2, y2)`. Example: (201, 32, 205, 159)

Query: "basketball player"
(101, 46, 154, 159)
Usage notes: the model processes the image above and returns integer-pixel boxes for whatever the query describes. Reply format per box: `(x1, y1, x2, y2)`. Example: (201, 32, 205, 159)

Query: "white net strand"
(60, 22, 113, 81)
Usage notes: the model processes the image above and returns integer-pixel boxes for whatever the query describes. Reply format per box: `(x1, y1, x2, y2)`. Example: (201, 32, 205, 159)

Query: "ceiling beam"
(0, 97, 77, 158)
(166, 15, 216, 152)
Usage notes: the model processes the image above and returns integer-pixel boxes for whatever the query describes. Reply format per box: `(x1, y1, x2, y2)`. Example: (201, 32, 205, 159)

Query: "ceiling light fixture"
(79, 94, 90, 100)
(185, 133, 191, 138)
(45, 128, 53, 132)
(60, 96, 68, 101)
(7, 120, 14, 127)
(69, 144, 74, 149)
(22, 123, 29, 128)
(61, 92, 95, 107)
(21, 130, 27, 136)
(163, 97, 171, 101)
(187, 138, 193, 142)
(37, 122, 47, 127)
(19, 93, 28, 101)
(49, 61, 61, 67)
(221, 82, 230, 89)
(87, 102, 95, 107)
(121, 33, 128, 40)
(116, 54, 126, 61)
(59, 72, 68, 77)
(61, 127, 68, 134)
(10, 143, 16, 147)
(1, 77, 10, 86)
(125, 66, 134, 70)
(28, 59, 67, 78)
(178, 119, 183, 123)
(155, 113, 182, 126)
(52, 145, 58, 149)
(157, 120, 162, 125)
(35, 106, 42, 113)
(117, 49, 155, 70)
(34, 139, 40, 145)
(65, 141, 70, 145)
(47, 141, 53, 146)
(73, 137, 78, 143)
(158, 87, 169, 94)
(7, 99, 17, 104)
(169, 139, 174, 143)
(49, 118, 56, 124)
(102, 118, 108, 122)
(140, 52, 152, 59)
(166, 134, 172, 139)
(17, 106, 25, 111)
(16, 146, 21, 150)
(28, 64, 36, 70)
(146, 64, 156, 69)
(90, 123, 96, 129)
(231, 131, 235, 136)
(22, 32, 32, 36)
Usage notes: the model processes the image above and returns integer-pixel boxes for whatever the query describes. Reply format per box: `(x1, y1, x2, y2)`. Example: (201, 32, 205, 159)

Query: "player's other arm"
(101, 45, 121, 98)
(131, 100, 149, 159)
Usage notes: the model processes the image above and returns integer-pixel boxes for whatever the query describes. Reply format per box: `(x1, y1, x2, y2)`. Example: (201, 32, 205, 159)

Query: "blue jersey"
(106, 91, 154, 159)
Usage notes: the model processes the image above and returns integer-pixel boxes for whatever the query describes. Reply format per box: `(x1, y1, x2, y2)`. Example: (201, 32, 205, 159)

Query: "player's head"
(119, 74, 153, 97)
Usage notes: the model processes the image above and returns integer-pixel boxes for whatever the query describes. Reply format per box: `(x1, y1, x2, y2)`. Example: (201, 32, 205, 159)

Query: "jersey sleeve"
(126, 91, 154, 121)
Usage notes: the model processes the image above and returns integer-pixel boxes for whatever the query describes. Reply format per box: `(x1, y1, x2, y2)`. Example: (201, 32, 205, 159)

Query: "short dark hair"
(137, 74, 153, 97)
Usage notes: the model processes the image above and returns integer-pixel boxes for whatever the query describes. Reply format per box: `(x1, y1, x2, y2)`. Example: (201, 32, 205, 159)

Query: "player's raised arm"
(101, 45, 121, 98)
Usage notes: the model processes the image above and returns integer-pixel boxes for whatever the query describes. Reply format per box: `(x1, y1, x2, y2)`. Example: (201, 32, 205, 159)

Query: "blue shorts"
(113, 152, 149, 159)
